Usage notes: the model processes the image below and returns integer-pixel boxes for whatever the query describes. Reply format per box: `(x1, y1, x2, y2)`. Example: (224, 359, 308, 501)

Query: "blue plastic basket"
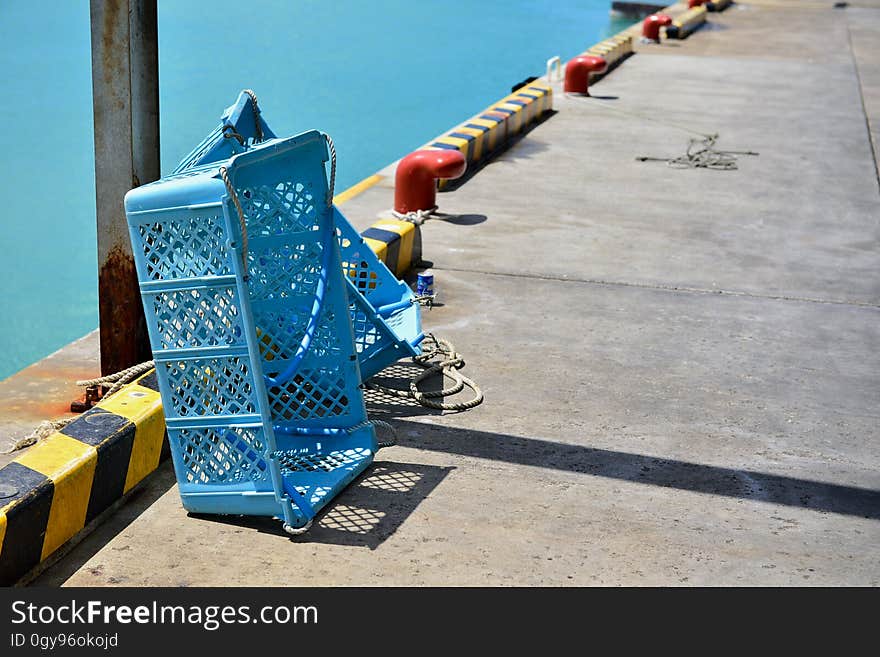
(125, 131, 375, 531)
(174, 91, 423, 380)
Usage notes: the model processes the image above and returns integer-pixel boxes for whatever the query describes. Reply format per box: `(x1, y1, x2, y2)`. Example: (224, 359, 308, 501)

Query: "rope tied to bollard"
(391, 206, 439, 226)
(391, 206, 465, 227)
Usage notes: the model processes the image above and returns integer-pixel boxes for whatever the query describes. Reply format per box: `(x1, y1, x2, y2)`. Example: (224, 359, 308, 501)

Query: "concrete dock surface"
(32, 1, 879, 586)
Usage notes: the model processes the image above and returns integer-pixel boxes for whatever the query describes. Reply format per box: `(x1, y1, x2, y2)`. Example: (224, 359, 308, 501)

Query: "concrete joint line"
(844, 18, 880, 195)
(436, 267, 880, 309)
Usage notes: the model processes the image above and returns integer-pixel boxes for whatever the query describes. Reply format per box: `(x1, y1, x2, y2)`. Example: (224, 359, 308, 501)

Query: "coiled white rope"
(365, 334, 484, 411)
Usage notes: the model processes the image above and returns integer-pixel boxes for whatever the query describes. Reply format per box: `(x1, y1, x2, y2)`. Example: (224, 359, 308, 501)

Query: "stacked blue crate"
(125, 131, 375, 532)
(175, 90, 424, 380)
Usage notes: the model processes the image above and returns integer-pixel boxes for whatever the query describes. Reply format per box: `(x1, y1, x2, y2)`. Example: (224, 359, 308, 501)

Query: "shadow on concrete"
(434, 213, 488, 226)
(29, 460, 179, 585)
(394, 420, 880, 521)
(190, 460, 453, 550)
(297, 460, 453, 548)
(363, 361, 446, 419)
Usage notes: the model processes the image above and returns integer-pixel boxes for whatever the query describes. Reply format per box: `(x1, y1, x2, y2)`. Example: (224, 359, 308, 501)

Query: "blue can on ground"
(417, 270, 434, 297)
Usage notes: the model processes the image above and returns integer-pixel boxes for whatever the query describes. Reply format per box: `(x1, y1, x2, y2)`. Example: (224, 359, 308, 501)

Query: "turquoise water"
(0, 0, 629, 380)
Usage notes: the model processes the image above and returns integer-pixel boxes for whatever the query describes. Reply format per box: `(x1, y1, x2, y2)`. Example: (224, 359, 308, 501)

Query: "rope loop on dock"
(365, 334, 484, 411)
(636, 134, 759, 171)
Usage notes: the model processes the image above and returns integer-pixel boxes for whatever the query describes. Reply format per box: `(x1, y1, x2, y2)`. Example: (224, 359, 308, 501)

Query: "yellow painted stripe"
(468, 117, 498, 129)
(676, 5, 707, 32)
(495, 103, 523, 134)
(512, 95, 537, 125)
(527, 80, 551, 93)
(0, 513, 6, 557)
(433, 135, 470, 160)
(526, 85, 551, 114)
(15, 432, 97, 560)
(97, 383, 166, 493)
(371, 219, 416, 273)
(517, 92, 544, 119)
(363, 237, 388, 262)
(452, 126, 484, 161)
(468, 117, 503, 151)
(333, 174, 383, 206)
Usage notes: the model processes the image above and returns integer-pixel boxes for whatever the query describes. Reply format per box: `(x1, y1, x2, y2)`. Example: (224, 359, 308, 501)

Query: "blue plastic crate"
(175, 91, 423, 380)
(125, 131, 375, 532)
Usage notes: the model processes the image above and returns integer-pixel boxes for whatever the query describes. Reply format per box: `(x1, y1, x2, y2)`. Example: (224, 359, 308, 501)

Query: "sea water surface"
(0, 0, 629, 380)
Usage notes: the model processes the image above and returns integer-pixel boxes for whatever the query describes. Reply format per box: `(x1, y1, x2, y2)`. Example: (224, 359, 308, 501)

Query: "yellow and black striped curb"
(0, 370, 167, 585)
(334, 177, 424, 279)
(707, 0, 732, 11)
(583, 33, 635, 80)
(665, 5, 708, 39)
(360, 217, 422, 278)
(422, 80, 554, 190)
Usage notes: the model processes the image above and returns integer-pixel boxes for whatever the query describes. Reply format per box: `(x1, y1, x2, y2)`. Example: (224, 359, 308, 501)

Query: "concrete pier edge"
(0, 371, 166, 585)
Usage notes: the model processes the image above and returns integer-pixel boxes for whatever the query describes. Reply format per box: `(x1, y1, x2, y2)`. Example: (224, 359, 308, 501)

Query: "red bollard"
(688, 0, 707, 7)
(563, 55, 608, 96)
(642, 13, 673, 42)
(394, 149, 467, 214)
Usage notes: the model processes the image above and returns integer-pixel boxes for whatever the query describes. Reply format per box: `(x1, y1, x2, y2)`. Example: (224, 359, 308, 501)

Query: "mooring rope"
(365, 334, 484, 411)
(569, 94, 716, 139)
(390, 206, 463, 226)
(567, 96, 758, 169)
(636, 133, 759, 170)
(76, 360, 156, 398)
(4, 360, 156, 453)
(3, 418, 74, 454)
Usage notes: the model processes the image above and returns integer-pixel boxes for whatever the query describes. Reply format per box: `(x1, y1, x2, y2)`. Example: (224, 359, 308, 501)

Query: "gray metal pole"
(90, 0, 159, 376)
